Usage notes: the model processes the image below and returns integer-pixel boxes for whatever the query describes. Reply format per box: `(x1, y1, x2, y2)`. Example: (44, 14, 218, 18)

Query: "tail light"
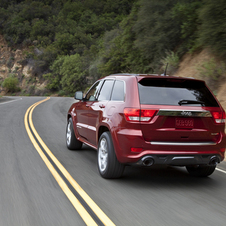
(124, 108, 157, 122)
(212, 111, 225, 123)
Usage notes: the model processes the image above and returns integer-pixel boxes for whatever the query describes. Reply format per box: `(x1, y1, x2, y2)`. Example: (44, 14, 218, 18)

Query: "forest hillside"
(0, 0, 225, 109)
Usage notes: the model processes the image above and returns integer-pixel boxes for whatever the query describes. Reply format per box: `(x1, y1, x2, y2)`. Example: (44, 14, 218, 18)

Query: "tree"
(133, 0, 182, 71)
(198, 0, 226, 59)
(43, 56, 65, 91)
(60, 54, 86, 94)
(98, 2, 148, 75)
(172, 0, 202, 52)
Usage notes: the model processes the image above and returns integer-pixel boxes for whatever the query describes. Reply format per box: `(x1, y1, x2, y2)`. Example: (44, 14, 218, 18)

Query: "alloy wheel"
(98, 138, 108, 172)
(66, 121, 72, 146)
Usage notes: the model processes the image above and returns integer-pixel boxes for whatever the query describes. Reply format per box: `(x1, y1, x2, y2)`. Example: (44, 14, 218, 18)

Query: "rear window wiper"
(178, 99, 205, 106)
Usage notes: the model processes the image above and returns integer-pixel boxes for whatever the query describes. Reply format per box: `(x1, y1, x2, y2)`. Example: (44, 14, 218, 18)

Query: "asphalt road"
(1, 96, 226, 226)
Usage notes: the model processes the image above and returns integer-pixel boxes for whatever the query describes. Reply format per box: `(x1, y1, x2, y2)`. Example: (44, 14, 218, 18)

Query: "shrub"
(58, 90, 66, 96)
(2, 76, 19, 92)
(197, 58, 226, 81)
(197, 58, 226, 91)
(161, 51, 180, 75)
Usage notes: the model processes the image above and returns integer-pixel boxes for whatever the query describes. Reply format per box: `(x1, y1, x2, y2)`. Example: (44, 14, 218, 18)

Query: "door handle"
(99, 104, 105, 108)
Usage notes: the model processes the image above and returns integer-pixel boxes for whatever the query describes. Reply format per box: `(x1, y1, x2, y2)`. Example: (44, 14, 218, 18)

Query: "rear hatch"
(137, 77, 225, 144)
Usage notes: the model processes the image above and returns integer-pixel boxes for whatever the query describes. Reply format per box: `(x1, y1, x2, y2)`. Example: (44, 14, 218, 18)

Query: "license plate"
(175, 118, 194, 128)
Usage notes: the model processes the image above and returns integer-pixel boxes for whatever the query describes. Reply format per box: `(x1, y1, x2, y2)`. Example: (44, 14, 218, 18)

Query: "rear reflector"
(220, 148, 225, 153)
(212, 111, 225, 123)
(131, 147, 143, 153)
(124, 108, 157, 122)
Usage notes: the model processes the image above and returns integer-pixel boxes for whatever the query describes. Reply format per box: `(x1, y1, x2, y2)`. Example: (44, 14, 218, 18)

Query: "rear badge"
(181, 111, 192, 116)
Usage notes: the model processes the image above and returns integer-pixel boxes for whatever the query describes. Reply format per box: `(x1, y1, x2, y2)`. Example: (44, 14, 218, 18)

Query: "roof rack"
(109, 73, 139, 76)
(109, 73, 166, 77)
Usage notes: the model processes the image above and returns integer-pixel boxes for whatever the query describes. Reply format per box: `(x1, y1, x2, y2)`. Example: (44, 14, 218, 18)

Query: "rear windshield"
(138, 78, 219, 107)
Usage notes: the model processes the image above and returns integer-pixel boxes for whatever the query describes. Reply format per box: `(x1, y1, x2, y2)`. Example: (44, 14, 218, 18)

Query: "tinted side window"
(138, 78, 219, 107)
(98, 80, 114, 101)
(111, 80, 125, 101)
(85, 81, 102, 101)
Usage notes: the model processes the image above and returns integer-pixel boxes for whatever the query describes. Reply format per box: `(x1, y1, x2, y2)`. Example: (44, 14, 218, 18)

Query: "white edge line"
(0, 97, 22, 105)
(216, 168, 226, 174)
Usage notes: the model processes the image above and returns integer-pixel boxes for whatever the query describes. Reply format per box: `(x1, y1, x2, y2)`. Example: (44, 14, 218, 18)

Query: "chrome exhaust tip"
(142, 156, 154, 167)
(209, 156, 220, 166)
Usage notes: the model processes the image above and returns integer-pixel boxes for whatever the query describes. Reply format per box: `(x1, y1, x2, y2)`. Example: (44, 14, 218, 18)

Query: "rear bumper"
(113, 129, 226, 164)
(132, 154, 222, 167)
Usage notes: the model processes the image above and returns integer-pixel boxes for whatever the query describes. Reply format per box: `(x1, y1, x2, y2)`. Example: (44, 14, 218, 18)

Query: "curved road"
(1, 96, 226, 226)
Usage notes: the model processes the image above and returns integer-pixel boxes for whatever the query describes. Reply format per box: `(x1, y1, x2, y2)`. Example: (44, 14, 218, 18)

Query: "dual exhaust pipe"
(141, 155, 220, 167)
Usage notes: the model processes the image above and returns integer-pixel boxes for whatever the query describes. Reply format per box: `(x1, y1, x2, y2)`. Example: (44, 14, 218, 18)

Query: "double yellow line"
(24, 98, 115, 226)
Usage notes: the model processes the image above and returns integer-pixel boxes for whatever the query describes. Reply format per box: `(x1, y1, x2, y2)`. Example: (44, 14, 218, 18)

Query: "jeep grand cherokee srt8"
(66, 74, 226, 179)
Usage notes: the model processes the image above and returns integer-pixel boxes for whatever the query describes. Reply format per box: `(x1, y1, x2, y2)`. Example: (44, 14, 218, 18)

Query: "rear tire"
(66, 118, 82, 150)
(97, 132, 124, 179)
(186, 165, 216, 177)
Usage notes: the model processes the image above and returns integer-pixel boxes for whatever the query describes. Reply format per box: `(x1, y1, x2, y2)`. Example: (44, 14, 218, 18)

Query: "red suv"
(66, 74, 226, 178)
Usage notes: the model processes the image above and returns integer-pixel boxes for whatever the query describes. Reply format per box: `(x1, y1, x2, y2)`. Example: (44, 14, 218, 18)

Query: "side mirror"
(74, 91, 83, 100)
